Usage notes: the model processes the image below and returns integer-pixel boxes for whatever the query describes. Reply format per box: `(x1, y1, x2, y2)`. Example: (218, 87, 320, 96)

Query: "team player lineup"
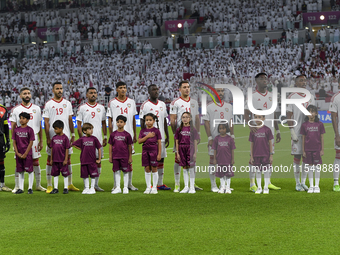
(2, 76, 340, 194)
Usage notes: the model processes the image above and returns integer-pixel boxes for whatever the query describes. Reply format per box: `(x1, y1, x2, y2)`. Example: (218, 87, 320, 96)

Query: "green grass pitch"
(1, 123, 340, 254)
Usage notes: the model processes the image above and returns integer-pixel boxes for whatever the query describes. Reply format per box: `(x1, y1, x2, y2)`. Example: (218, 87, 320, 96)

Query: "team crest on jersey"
(269, 97, 272, 101)
(225, 108, 229, 112)
(97, 108, 101, 112)
(63, 104, 67, 108)
(127, 103, 131, 108)
(191, 104, 195, 108)
(160, 107, 163, 111)
(33, 109, 36, 114)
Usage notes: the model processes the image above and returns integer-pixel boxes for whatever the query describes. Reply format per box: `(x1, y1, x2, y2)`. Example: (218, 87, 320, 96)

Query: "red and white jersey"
(245, 89, 278, 136)
(9, 103, 42, 134)
(76, 102, 106, 144)
(42, 98, 73, 140)
(286, 92, 315, 136)
(139, 99, 168, 142)
(202, 101, 233, 139)
(329, 92, 340, 136)
(170, 97, 199, 128)
(106, 97, 137, 138)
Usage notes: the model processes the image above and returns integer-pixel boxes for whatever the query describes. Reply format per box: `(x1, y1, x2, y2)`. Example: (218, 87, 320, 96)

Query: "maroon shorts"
(16, 155, 33, 173)
(142, 151, 158, 167)
(112, 158, 131, 172)
(52, 162, 70, 177)
(178, 145, 190, 167)
(81, 163, 99, 178)
(253, 156, 271, 171)
(215, 164, 234, 178)
(303, 151, 322, 165)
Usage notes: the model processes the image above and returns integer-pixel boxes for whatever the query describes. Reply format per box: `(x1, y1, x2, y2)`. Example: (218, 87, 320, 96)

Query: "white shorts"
(46, 145, 73, 156)
(291, 137, 303, 155)
(32, 134, 41, 159)
(161, 141, 167, 159)
(96, 147, 104, 159)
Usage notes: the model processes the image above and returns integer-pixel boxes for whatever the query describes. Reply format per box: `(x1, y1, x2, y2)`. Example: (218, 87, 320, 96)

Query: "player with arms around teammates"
(170, 80, 201, 192)
(107, 81, 138, 191)
(140, 84, 171, 190)
(76, 87, 107, 192)
(43, 82, 79, 193)
(10, 87, 46, 193)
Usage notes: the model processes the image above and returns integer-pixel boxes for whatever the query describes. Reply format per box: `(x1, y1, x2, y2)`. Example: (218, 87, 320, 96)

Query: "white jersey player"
(43, 82, 79, 193)
(329, 88, 340, 191)
(76, 87, 107, 192)
(10, 87, 46, 192)
(202, 87, 233, 192)
(287, 74, 315, 191)
(107, 81, 138, 191)
(170, 81, 201, 193)
(140, 84, 170, 190)
(244, 73, 281, 192)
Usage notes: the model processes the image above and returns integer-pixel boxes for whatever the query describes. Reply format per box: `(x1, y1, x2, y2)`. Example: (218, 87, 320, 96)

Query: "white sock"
(128, 170, 133, 186)
(152, 172, 158, 188)
(91, 178, 95, 189)
(28, 172, 34, 190)
(174, 162, 181, 186)
(113, 171, 116, 189)
(84, 178, 89, 189)
(33, 165, 41, 187)
(123, 172, 128, 188)
(294, 162, 301, 185)
(315, 165, 320, 187)
(220, 177, 225, 189)
(145, 172, 151, 188)
(256, 171, 262, 189)
(189, 167, 195, 190)
(64, 177, 68, 189)
(115, 170, 121, 189)
(226, 177, 231, 188)
(183, 168, 189, 188)
(14, 169, 19, 189)
(46, 164, 52, 187)
(19, 172, 24, 190)
(54, 176, 59, 189)
(95, 167, 101, 187)
(301, 163, 308, 184)
(249, 163, 256, 186)
(157, 167, 164, 186)
(264, 171, 270, 190)
(209, 164, 217, 188)
(68, 165, 73, 185)
(307, 166, 313, 187)
(334, 158, 340, 185)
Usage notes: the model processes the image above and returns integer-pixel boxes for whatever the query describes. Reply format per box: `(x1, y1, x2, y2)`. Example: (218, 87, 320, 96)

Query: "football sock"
(123, 172, 128, 188)
(294, 162, 301, 184)
(315, 165, 320, 188)
(183, 168, 189, 188)
(19, 172, 24, 190)
(264, 171, 270, 190)
(64, 177, 68, 189)
(157, 167, 164, 186)
(115, 170, 121, 189)
(189, 167, 195, 190)
(91, 178, 95, 189)
(226, 177, 231, 188)
(152, 172, 158, 189)
(174, 162, 181, 186)
(84, 178, 89, 189)
(145, 172, 151, 188)
(128, 171, 133, 186)
(54, 176, 59, 189)
(14, 169, 19, 189)
(256, 171, 262, 189)
(220, 177, 225, 190)
(33, 165, 41, 187)
(95, 167, 101, 187)
(28, 172, 34, 190)
(68, 165, 73, 185)
(333, 159, 340, 185)
(307, 166, 313, 187)
(249, 163, 255, 187)
(301, 164, 308, 185)
(46, 164, 52, 187)
(209, 164, 217, 188)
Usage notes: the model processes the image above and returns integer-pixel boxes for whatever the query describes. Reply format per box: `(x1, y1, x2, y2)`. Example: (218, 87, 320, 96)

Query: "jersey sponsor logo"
(63, 104, 67, 108)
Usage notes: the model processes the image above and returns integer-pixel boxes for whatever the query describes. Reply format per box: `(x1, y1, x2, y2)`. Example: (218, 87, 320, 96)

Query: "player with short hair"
(0, 101, 11, 192)
(107, 81, 138, 191)
(10, 87, 46, 193)
(170, 80, 201, 192)
(76, 87, 107, 192)
(203, 86, 233, 192)
(140, 84, 170, 190)
(43, 82, 79, 193)
(287, 74, 315, 191)
(244, 73, 281, 192)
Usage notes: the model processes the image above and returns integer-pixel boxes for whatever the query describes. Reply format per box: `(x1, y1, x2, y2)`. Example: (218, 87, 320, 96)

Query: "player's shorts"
(16, 155, 33, 173)
(51, 162, 70, 177)
(112, 158, 131, 172)
(161, 141, 167, 158)
(81, 163, 99, 178)
(0, 135, 6, 159)
(252, 156, 271, 172)
(215, 164, 234, 178)
(32, 134, 41, 159)
(46, 145, 73, 156)
(249, 139, 275, 164)
(178, 145, 191, 167)
(303, 151, 322, 165)
(142, 151, 159, 167)
(96, 147, 104, 159)
(291, 136, 303, 155)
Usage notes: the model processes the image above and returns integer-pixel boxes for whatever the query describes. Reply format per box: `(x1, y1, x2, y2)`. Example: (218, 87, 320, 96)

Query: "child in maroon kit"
(138, 113, 162, 195)
(72, 123, 102, 195)
(50, 120, 71, 194)
(300, 105, 325, 194)
(249, 114, 274, 195)
(175, 112, 199, 194)
(212, 123, 236, 194)
(109, 115, 133, 195)
(12, 112, 35, 194)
